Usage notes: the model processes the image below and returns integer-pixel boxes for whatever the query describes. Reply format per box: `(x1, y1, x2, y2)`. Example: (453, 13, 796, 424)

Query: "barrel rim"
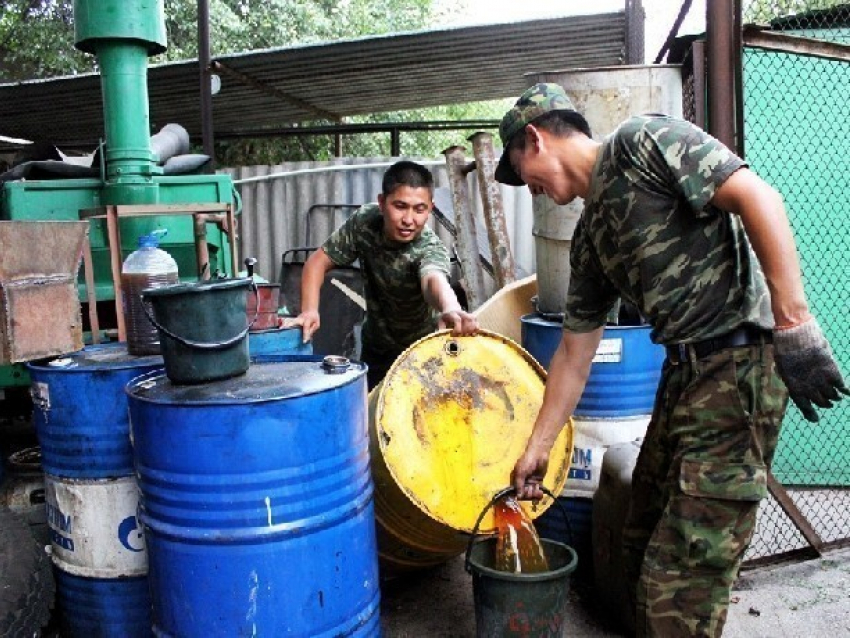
(521, 313, 655, 334)
(467, 537, 578, 582)
(124, 355, 366, 405)
(26, 343, 164, 373)
(142, 277, 251, 298)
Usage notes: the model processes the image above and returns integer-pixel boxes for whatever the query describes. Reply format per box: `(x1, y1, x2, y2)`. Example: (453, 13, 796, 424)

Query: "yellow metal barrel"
(368, 330, 573, 574)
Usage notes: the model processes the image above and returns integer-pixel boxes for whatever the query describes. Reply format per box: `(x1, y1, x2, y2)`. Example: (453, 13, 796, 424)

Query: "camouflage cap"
(495, 82, 591, 186)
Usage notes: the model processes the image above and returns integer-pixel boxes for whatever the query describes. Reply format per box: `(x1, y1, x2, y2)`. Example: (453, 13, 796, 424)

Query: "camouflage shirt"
(565, 115, 773, 343)
(322, 203, 451, 357)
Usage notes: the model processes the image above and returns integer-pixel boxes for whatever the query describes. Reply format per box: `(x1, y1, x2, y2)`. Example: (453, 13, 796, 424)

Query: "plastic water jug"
(122, 231, 178, 355)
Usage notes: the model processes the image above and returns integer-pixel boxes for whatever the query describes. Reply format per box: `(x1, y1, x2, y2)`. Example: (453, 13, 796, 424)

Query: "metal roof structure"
(0, 11, 639, 149)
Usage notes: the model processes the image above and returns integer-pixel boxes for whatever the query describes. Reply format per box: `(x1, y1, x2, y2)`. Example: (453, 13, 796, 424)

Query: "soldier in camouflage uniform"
(496, 83, 847, 636)
(289, 160, 478, 389)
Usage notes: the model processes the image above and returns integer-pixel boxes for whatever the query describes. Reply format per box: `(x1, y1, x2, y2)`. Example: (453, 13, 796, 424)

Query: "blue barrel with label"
(248, 326, 313, 357)
(521, 314, 664, 578)
(126, 354, 380, 637)
(27, 343, 162, 638)
(520, 313, 665, 417)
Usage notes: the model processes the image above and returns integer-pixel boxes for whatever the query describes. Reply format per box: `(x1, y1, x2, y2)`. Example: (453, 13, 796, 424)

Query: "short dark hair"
(508, 110, 592, 154)
(382, 160, 434, 197)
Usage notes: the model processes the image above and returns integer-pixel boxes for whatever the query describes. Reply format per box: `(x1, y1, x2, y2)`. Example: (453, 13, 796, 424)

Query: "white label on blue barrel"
(46, 476, 147, 578)
(563, 416, 650, 497)
(592, 338, 623, 363)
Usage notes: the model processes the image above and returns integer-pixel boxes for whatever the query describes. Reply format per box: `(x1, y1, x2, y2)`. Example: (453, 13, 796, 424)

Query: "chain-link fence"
(742, 1, 850, 563)
(678, 1, 850, 565)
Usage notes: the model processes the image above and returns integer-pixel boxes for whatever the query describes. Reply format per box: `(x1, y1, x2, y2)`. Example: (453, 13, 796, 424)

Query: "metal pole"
(706, 0, 737, 150)
(391, 128, 400, 157)
(198, 0, 215, 170)
(692, 39, 706, 129)
(469, 132, 515, 289)
(733, 0, 745, 158)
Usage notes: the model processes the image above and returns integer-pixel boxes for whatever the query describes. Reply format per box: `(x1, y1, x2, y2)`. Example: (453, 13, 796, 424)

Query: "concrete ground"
(380, 546, 850, 637)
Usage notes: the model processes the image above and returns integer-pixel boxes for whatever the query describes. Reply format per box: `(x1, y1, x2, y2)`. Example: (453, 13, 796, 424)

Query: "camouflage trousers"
(622, 341, 788, 637)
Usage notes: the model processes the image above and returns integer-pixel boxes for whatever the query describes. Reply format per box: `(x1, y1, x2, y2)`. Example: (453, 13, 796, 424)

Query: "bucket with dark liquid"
(465, 487, 578, 638)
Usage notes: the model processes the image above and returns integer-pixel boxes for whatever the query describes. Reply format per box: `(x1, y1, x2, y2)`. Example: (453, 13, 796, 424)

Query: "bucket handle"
(142, 281, 260, 351)
(463, 486, 573, 575)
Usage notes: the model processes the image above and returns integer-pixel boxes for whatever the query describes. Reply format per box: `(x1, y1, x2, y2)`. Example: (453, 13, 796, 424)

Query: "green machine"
(0, 0, 237, 389)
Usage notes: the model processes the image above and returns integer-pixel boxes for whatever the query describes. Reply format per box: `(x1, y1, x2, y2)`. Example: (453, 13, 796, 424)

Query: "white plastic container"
(564, 415, 650, 497)
(121, 231, 178, 356)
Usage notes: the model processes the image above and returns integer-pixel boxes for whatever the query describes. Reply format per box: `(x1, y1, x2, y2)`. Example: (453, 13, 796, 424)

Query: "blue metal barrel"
(126, 354, 380, 638)
(522, 314, 662, 579)
(520, 313, 665, 417)
(248, 326, 313, 357)
(27, 342, 161, 638)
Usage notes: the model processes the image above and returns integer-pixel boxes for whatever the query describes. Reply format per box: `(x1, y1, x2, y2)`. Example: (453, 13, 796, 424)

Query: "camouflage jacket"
(322, 203, 451, 357)
(564, 115, 773, 343)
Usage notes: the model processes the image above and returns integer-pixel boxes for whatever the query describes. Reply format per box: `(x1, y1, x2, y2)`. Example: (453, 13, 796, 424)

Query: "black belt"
(665, 326, 772, 364)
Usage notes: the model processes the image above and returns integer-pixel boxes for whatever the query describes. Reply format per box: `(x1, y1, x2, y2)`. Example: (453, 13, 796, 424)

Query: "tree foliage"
(0, 0, 508, 162)
(0, 0, 454, 79)
(0, 1, 91, 79)
(743, 0, 846, 23)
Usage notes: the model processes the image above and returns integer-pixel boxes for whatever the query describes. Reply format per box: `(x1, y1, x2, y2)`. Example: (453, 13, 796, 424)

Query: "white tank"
(527, 65, 684, 314)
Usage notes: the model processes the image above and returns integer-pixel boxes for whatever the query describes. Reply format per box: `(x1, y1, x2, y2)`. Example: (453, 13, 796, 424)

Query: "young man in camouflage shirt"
(496, 83, 847, 636)
(291, 160, 478, 389)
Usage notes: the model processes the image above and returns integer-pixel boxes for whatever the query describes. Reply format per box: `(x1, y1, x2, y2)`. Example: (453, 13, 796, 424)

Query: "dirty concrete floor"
(380, 546, 850, 637)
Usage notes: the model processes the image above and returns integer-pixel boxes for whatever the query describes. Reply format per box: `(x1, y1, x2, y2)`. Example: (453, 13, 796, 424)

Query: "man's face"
(508, 127, 578, 206)
(379, 185, 433, 243)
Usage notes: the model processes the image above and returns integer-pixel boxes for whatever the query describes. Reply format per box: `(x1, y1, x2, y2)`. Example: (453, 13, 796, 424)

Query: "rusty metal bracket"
(767, 472, 824, 557)
(743, 26, 850, 63)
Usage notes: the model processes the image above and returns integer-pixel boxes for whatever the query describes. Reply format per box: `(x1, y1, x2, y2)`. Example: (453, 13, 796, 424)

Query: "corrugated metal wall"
(222, 157, 536, 296)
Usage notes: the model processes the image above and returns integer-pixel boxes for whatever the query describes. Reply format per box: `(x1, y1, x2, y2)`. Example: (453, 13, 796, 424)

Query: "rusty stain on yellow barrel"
(368, 329, 573, 573)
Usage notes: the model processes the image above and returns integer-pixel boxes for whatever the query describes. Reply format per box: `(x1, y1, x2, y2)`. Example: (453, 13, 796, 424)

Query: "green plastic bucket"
(142, 278, 256, 384)
(465, 488, 578, 638)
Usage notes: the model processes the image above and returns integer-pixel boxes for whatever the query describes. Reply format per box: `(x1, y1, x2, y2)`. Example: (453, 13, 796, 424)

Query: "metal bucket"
(465, 489, 578, 638)
(126, 354, 380, 637)
(368, 330, 573, 574)
(248, 326, 312, 357)
(142, 277, 254, 384)
(27, 342, 161, 638)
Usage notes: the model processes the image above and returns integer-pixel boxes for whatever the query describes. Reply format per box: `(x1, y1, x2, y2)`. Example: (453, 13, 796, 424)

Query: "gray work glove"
(773, 317, 849, 422)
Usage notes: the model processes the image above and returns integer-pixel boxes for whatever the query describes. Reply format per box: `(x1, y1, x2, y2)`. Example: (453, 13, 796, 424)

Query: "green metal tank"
(0, 0, 237, 387)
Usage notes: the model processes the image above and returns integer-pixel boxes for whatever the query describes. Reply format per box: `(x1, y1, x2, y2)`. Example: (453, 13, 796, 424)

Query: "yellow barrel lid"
(372, 330, 572, 533)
